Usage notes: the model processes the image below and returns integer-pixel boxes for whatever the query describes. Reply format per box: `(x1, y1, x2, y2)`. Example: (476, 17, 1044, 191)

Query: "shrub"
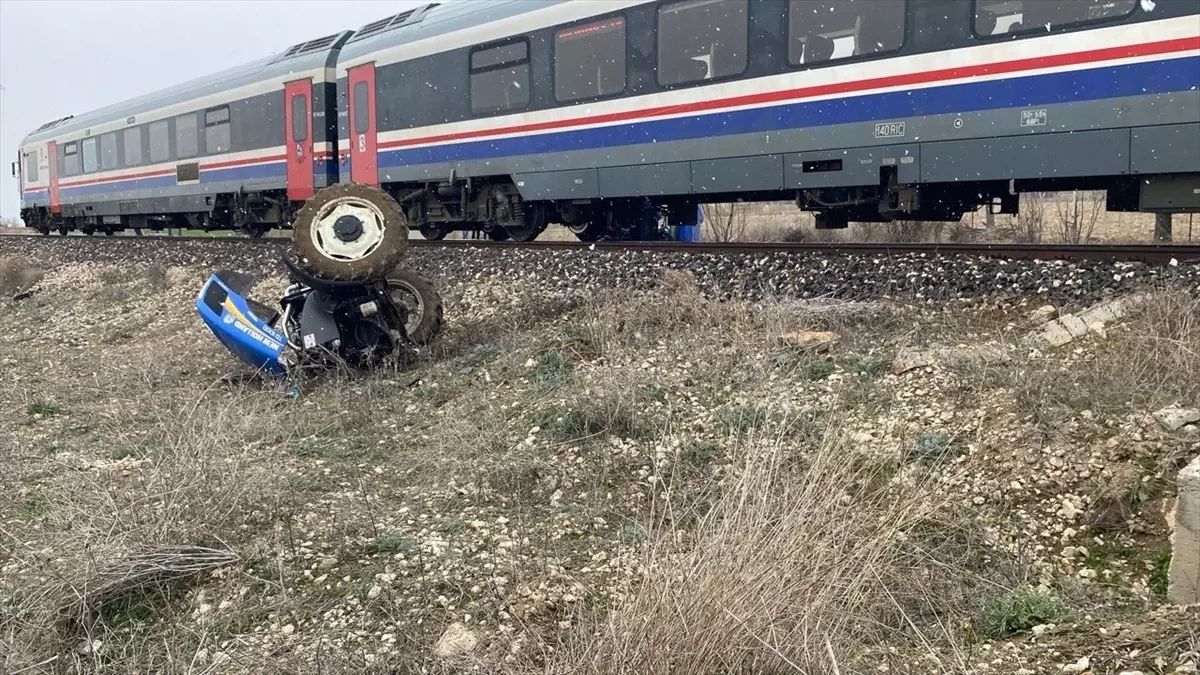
(979, 585, 1068, 639)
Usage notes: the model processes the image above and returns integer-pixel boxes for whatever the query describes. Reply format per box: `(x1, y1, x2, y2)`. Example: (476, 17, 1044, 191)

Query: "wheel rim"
(309, 195, 387, 262)
(389, 279, 425, 337)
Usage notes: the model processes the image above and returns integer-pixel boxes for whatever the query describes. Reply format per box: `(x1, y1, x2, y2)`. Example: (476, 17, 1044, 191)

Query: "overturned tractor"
(196, 184, 442, 376)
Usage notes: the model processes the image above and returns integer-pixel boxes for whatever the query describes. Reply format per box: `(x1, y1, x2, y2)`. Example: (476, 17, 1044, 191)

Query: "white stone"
(434, 622, 479, 658)
(1062, 656, 1090, 673)
(1153, 407, 1200, 432)
(367, 584, 382, 600)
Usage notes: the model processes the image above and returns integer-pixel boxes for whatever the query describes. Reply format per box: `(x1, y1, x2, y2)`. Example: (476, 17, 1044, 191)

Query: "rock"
(1027, 304, 1058, 327)
(1168, 455, 1200, 605)
(434, 622, 479, 658)
(780, 330, 840, 351)
(1028, 295, 1143, 347)
(367, 584, 382, 600)
(1152, 407, 1200, 432)
(317, 557, 338, 570)
(1062, 656, 1090, 673)
(891, 344, 1010, 374)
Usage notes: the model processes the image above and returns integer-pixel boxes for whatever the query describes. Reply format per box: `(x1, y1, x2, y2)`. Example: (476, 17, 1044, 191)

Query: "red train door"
(47, 141, 61, 214)
(347, 63, 378, 186)
(284, 79, 315, 201)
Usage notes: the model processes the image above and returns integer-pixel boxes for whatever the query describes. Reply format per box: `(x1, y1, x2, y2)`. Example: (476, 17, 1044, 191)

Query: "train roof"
(337, 0, 571, 66)
(20, 31, 354, 147)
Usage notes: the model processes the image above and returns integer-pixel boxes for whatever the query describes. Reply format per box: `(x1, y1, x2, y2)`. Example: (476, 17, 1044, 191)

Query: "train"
(13, 0, 1200, 245)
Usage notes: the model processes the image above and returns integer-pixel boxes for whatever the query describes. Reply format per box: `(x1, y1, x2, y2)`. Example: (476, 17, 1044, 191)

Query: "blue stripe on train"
(378, 56, 1200, 168)
(56, 160, 286, 198)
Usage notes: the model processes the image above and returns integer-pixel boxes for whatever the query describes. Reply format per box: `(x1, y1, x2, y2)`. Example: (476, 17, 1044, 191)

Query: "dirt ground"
(0, 257, 1198, 674)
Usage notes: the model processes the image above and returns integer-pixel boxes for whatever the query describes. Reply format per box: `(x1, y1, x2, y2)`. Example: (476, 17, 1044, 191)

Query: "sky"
(0, 0, 427, 221)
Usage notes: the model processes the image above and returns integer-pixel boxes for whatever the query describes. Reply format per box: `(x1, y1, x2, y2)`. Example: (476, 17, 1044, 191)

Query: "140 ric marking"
(874, 122, 905, 139)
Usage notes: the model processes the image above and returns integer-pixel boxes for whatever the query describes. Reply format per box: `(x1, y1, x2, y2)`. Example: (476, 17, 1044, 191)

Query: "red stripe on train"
(376, 36, 1200, 151)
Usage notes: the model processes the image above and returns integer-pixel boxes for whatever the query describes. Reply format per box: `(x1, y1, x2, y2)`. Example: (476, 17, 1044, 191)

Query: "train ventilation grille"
(34, 115, 75, 133)
(272, 32, 346, 63)
(347, 3, 440, 43)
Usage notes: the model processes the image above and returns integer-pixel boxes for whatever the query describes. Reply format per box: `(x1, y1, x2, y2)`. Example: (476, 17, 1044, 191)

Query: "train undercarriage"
(21, 171, 1200, 241)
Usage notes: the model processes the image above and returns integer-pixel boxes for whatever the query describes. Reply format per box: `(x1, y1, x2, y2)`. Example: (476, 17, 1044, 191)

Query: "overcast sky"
(0, 0, 426, 220)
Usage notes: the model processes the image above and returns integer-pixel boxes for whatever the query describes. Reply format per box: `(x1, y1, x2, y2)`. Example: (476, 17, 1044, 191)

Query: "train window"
(204, 106, 230, 155)
(353, 82, 369, 134)
(470, 39, 530, 115)
(82, 137, 98, 173)
(292, 94, 308, 142)
(100, 132, 118, 171)
(973, 0, 1137, 37)
(123, 127, 143, 167)
(63, 142, 80, 177)
(24, 151, 38, 183)
(176, 114, 198, 159)
(555, 16, 627, 103)
(150, 120, 171, 163)
(63, 141, 79, 176)
(657, 0, 748, 87)
(788, 0, 905, 66)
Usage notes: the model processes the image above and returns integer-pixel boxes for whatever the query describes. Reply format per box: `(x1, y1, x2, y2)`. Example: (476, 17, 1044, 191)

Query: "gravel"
(5, 234, 1199, 308)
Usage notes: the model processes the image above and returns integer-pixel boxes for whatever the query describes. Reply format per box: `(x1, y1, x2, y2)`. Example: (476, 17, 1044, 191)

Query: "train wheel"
(292, 182, 408, 281)
(567, 219, 604, 242)
(503, 224, 545, 242)
(418, 223, 448, 241)
(486, 227, 511, 242)
(386, 267, 444, 346)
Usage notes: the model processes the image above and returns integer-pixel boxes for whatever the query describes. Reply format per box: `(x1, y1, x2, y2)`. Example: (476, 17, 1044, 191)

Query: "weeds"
(0, 256, 43, 295)
(979, 585, 1068, 639)
(1016, 292, 1200, 423)
(372, 532, 416, 555)
(910, 432, 966, 464)
(25, 399, 61, 417)
(528, 349, 574, 392)
(714, 404, 767, 435)
(549, 422, 969, 673)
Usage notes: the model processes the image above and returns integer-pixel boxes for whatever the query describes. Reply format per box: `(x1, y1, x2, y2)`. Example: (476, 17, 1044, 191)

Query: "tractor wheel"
(386, 267, 444, 346)
(292, 182, 408, 280)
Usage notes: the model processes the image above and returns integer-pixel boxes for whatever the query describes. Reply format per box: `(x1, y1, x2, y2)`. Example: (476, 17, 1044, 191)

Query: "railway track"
(4, 231, 1199, 264)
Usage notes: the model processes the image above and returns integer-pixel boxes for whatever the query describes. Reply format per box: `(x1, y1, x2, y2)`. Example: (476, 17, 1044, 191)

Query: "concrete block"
(1169, 454, 1200, 605)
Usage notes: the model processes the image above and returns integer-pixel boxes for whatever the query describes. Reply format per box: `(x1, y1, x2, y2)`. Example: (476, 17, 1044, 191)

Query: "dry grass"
(1016, 292, 1200, 427)
(0, 255, 43, 295)
(692, 194, 1197, 245)
(2, 261, 1196, 673)
(546, 417, 972, 674)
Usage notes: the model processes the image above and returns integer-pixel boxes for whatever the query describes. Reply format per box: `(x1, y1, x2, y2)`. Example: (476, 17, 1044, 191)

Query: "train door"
(347, 63, 378, 186)
(47, 141, 61, 214)
(284, 79, 315, 201)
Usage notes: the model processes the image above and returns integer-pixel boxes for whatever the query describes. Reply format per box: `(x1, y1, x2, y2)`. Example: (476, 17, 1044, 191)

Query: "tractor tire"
(386, 267, 444, 346)
(293, 182, 408, 281)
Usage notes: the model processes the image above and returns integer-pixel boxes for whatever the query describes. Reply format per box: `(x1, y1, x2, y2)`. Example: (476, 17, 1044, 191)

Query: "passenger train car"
(15, 31, 352, 236)
(15, 0, 1200, 242)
